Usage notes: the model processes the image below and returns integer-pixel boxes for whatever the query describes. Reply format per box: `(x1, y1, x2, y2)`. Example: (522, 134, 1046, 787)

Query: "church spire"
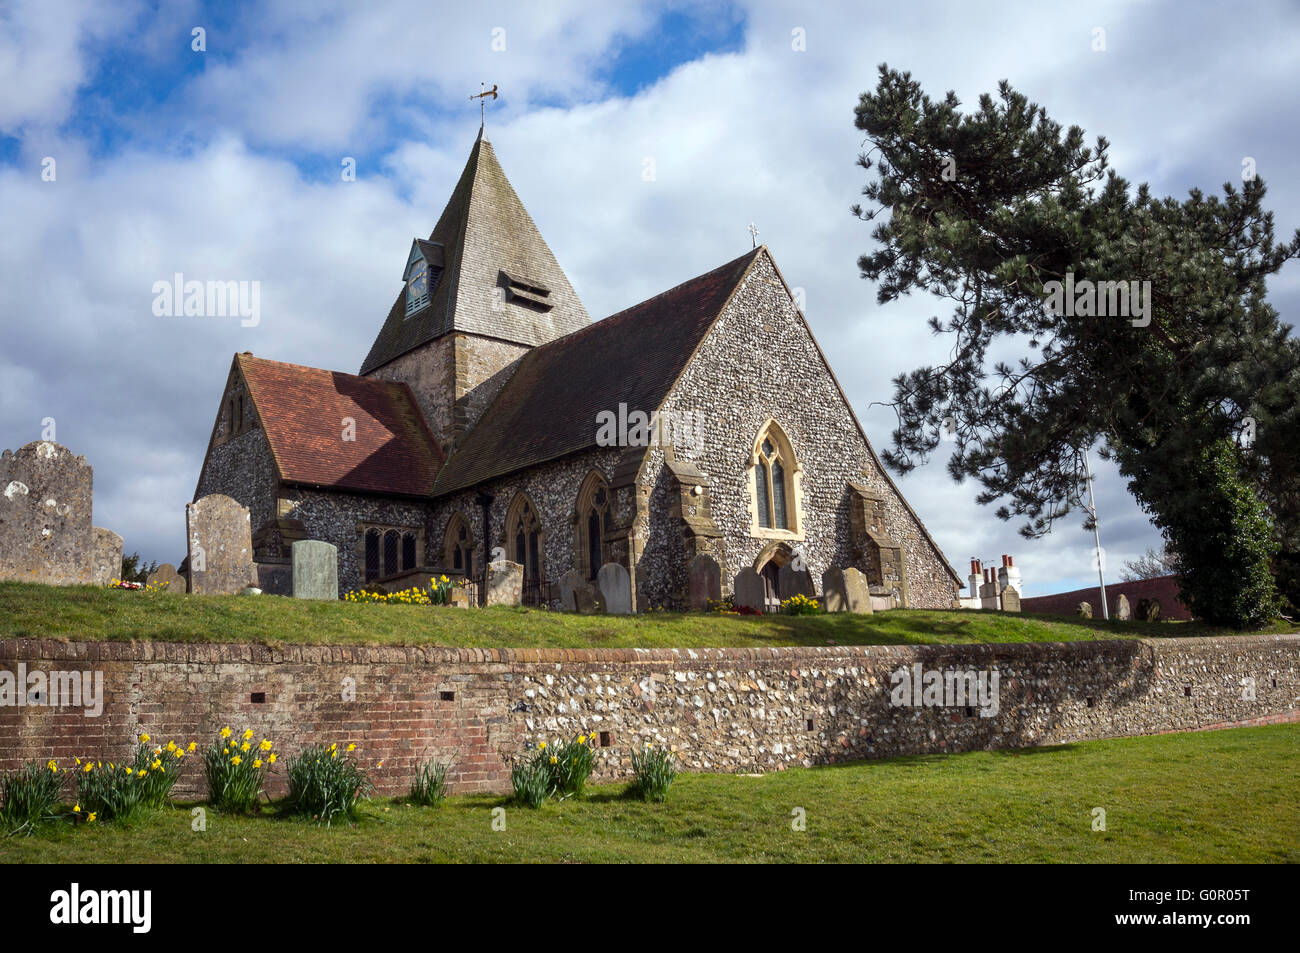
(360, 131, 590, 376)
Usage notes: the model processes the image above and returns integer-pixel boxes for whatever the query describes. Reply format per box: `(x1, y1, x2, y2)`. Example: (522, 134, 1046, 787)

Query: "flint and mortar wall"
(1, 634, 1295, 798)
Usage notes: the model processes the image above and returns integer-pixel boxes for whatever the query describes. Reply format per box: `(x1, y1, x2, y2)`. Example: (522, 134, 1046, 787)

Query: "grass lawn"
(0, 582, 1290, 649)
(2, 724, 1296, 863)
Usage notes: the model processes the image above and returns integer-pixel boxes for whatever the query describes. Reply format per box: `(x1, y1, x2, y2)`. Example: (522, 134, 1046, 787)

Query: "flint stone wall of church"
(3, 634, 1295, 798)
(194, 423, 278, 536)
(430, 446, 623, 596)
(647, 254, 960, 609)
(279, 488, 433, 595)
(366, 337, 455, 449)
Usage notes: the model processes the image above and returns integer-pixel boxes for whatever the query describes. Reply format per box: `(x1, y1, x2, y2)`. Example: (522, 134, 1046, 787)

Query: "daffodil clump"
(780, 593, 821, 616)
(344, 575, 466, 606)
(130, 734, 196, 808)
(628, 743, 677, 802)
(511, 734, 599, 808)
(284, 742, 375, 826)
(203, 727, 276, 814)
(0, 759, 66, 834)
(409, 756, 451, 807)
(344, 586, 432, 605)
(74, 757, 148, 823)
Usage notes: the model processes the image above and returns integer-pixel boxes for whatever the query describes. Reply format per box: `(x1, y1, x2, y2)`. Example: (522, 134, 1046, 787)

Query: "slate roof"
(433, 247, 763, 496)
(359, 130, 590, 374)
(237, 354, 443, 497)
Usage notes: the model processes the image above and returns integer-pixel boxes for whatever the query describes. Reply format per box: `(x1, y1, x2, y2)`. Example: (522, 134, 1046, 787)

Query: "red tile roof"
(238, 354, 443, 498)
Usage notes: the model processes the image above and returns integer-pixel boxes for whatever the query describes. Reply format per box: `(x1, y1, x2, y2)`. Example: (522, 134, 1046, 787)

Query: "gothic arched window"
(575, 471, 612, 580)
(749, 420, 802, 537)
(443, 512, 474, 577)
(504, 492, 544, 589)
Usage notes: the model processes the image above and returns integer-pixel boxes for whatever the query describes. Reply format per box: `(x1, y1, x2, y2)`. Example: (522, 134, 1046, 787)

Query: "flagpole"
(1083, 449, 1109, 620)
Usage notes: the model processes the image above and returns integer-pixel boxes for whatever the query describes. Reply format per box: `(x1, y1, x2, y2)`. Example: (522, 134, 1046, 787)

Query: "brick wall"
(2, 634, 1295, 799)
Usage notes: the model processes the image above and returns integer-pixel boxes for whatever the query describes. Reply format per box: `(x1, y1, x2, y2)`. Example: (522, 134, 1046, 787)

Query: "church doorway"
(760, 561, 780, 610)
(754, 541, 793, 612)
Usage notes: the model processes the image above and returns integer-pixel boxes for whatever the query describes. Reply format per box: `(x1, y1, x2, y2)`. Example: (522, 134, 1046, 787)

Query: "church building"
(194, 130, 962, 610)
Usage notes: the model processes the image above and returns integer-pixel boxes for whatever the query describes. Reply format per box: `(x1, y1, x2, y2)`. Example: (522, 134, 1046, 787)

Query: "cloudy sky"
(3, 0, 1297, 596)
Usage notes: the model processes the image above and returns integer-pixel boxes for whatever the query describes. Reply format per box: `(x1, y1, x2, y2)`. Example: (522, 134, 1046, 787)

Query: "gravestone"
(1135, 598, 1162, 622)
(597, 562, 631, 614)
(92, 527, 123, 587)
(146, 563, 185, 592)
(485, 560, 523, 606)
(1115, 593, 1131, 621)
(292, 539, 338, 600)
(559, 569, 586, 611)
(0, 441, 97, 585)
(778, 561, 815, 600)
(1077, 601, 1093, 619)
(822, 567, 872, 613)
(999, 587, 1021, 613)
(186, 494, 254, 595)
(687, 553, 721, 609)
(733, 568, 766, 612)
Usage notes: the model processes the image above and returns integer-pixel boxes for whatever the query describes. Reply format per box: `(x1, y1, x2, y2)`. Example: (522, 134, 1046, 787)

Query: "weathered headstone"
(485, 559, 523, 606)
(733, 568, 766, 612)
(448, 587, 471, 608)
(91, 527, 123, 587)
(778, 561, 815, 600)
(146, 562, 185, 592)
(1135, 598, 1162, 622)
(687, 553, 721, 609)
(999, 587, 1021, 613)
(822, 567, 873, 613)
(559, 569, 585, 612)
(1115, 593, 1131, 621)
(292, 539, 338, 600)
(1077, 601, 1093, 619)
(186, 494, 254, 595)
(0, 442, 96, 585)
(597, 562, 631, 614)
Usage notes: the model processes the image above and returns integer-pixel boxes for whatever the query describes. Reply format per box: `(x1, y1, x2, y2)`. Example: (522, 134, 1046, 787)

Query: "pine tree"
(853, 66, 1299, 627)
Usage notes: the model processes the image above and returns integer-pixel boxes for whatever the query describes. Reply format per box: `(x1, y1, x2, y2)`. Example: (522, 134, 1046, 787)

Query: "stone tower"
(360, 128, 590, 451)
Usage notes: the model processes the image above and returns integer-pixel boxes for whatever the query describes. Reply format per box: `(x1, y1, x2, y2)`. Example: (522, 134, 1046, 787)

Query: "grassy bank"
(0, 582, 1289, 649)
(2, 723, 1295, 863)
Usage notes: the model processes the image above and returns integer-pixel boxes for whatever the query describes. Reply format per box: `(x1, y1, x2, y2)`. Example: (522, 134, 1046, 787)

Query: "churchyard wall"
(3, 633, 1294, 798)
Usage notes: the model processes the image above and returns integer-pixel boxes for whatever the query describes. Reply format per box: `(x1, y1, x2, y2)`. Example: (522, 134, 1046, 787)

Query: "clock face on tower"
(408, 259, 428, 296)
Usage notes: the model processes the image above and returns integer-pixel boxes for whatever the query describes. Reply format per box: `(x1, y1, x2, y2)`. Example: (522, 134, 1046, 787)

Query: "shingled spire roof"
(360, 130, 590, 374)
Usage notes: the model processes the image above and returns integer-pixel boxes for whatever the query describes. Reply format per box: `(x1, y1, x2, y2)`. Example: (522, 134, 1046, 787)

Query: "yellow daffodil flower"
(220, 726, 232, 739)
(140, 733, 150, 743)
(231, 755, 242, 765)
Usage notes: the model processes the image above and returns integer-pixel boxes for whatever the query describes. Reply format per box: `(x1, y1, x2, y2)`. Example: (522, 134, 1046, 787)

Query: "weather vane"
(748, 222, 760, 248)
(470, 83, 499, 127)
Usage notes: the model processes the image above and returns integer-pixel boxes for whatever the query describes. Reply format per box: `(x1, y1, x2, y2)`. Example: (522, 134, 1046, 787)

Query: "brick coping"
(0, 633, 1296, 666)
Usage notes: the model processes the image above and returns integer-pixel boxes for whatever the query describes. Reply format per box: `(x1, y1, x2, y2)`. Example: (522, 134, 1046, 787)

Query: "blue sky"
(2, 0, 1298, 598)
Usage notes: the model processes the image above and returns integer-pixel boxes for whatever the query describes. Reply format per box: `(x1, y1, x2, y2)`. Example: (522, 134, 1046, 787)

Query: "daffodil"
(346, 743, 356, 752)
(240, 741, 250, 752)
(260, 739, 272, 751)
(46, 760, 57, 773)
(231, 755, 242, 766)
(243, 729, 254, 740)
(268, 753, 277, 764)
(87, 813, 96, 823)
(253, 758, 262, 768)
(83, 762, 93, 773)
(73, 804, 80, 813)
(220, 726, 232, 739)
(187, 742, 197, 752)
(140, 733, 150, 743)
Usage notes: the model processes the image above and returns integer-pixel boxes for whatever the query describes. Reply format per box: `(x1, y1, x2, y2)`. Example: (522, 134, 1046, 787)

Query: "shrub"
(628, 744, 677, 802)
(76, 759, 146, 823)
(409, 757, 451, 807)
(284, 742, 374, 825)
(204, 727, 276, 814)
(1, 760, 65, 834)
(511, 752, 552, 809)
(131, 734, 196, 808)
(780, 593, 820, 615)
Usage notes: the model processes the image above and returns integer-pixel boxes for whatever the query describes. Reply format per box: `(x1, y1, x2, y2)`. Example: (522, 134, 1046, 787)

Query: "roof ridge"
(522, 246, 764, 359)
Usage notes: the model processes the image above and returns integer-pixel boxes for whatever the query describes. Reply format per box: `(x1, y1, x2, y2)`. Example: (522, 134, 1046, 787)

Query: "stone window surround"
(745, 418, 804, 542)
(357, 521, 424, 581)
(442, 511, 475, 574)
(215, 384, 254, 446)
(502, 491, 545, 583)
(573, 469, 612, 581)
